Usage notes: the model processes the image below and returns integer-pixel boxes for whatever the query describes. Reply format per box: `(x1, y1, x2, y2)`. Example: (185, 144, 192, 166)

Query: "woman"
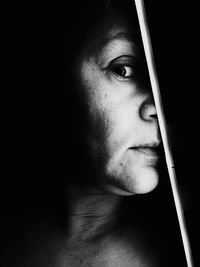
(3, 0, 183, 266)
(60, 0, 161, 266)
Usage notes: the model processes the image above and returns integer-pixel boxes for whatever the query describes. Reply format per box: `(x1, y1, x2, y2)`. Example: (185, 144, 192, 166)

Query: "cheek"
(84, 102, 126, 182)
(79, 61, 138, 151)
(86, 89, 138, 169)
(93, 102, 140, 162)
(88, 105, 126, 155)
(107, 104, 137, 138)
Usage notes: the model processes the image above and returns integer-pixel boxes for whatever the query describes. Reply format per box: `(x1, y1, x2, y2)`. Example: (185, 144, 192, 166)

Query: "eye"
(111, 65, 134, 79)
(105, 56, 136, 81)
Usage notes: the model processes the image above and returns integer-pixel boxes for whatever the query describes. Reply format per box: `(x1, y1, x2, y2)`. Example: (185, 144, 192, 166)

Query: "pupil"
(115, 66, 126, 76)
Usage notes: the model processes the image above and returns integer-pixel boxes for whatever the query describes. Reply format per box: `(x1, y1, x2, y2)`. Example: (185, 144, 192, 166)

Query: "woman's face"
(74, 9, 161, 195)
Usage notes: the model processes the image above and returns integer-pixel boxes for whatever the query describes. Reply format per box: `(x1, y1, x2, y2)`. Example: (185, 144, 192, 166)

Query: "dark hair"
(64, 0, 137, 60)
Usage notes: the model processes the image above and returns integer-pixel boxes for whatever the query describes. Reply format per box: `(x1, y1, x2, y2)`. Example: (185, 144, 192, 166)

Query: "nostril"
(150, 113, 157, 119)
(140, 99, 157, 121)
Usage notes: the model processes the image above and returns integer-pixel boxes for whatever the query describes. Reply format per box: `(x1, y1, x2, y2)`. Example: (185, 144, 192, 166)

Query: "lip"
(130, 144, 161, 158)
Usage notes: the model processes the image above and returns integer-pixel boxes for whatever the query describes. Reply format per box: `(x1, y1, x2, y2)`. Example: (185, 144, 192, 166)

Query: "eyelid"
(108, 55, 136, 66)
(104, 55, 136, 80)
(101, 55, 136, 69)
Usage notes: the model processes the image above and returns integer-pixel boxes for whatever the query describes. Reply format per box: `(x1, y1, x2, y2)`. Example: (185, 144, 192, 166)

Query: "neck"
(65, 183, 123, 242)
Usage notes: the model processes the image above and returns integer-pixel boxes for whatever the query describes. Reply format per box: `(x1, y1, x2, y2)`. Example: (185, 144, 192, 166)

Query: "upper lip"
(131, 142, 161, 149)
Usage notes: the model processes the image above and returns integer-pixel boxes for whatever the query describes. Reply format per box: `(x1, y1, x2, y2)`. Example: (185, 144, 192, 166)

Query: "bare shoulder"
(101, 225, 160, 267)
(16, 221, 159, 266)
(56, 225, 160, 267)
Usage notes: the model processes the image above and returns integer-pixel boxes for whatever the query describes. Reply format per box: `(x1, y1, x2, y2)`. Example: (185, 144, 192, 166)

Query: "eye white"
(113, 65, 134, 78)
(123, 66, 133, 77)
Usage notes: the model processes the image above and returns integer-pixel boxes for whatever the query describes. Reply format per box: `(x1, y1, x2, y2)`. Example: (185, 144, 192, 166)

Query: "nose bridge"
(139, 94, 157, 121)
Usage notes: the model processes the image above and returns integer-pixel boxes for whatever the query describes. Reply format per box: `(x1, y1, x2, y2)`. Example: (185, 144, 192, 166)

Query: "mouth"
(130, 143, 162, 158)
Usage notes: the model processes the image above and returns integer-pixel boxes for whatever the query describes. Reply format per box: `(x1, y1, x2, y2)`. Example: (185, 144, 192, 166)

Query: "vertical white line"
(134, 1, 194, 267)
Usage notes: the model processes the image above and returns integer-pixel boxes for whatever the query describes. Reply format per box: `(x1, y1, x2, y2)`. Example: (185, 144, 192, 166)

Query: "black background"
(144, 1, 199, 266)
(2, 1, 199, 266)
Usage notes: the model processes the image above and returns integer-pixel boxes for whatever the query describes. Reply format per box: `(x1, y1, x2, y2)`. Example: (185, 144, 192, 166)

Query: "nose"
(139, 97, 157, 122)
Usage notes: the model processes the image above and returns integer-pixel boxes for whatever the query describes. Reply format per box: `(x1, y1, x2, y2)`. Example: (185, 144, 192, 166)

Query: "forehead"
(82, 11, 142, 58)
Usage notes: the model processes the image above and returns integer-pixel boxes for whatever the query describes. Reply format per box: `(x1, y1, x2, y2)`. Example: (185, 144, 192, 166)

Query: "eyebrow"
(99, 32, 138, 46)
(86, 31, 141, 59)
(107, 32, 138, 43)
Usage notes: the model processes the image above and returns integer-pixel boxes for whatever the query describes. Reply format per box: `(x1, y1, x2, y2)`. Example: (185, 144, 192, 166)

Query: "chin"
(129, 166, 159, 194)
(102, 166, 159, 196)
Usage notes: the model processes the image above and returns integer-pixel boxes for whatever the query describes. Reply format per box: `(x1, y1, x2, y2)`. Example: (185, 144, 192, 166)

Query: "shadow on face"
(63, 0, 162, 195)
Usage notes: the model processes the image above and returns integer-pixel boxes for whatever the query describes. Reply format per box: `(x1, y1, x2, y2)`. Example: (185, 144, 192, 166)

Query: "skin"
(74, 15, 161, 196)
(54, 8, 161, 267)
(13, 6, 161, 267)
